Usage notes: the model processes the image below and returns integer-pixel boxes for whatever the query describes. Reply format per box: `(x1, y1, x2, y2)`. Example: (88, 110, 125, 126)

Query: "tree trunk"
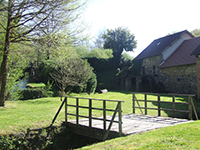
(0, 0, 11, 107)
(0, 48, 10, 107)
(0, 41, 10, 107)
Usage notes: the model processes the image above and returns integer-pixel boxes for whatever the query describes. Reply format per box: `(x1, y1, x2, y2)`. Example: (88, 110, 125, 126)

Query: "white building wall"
(161, 33, 192, 62)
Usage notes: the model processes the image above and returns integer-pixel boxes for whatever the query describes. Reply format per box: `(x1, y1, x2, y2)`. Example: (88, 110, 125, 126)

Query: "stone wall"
(140, 56, 197, 94)
(196, 56, 200, 99)
(142, 55, 162, 80)
(160, 64, 197, 94)
(141, 55, 163, 87)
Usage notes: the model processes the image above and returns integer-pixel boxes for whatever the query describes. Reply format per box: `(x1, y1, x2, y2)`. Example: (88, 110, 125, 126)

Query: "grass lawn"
(0, 91, 200, 149)
(0, 97, 65, 135)
(1, 91, 199, 135)
(79, 121, 200, 150)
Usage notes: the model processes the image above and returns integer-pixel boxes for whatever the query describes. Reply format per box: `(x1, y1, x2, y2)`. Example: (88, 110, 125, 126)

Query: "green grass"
(79, 121, 200, 150)
(26, 83, 46, 88)
(1, 91, 199, 135)
(1, 91, 200, 149)
(0, 97, 65, 135)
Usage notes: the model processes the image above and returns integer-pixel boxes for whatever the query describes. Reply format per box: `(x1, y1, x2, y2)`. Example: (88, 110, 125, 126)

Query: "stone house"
(121, 30, 200, 96)
(191, 44, 200, 100)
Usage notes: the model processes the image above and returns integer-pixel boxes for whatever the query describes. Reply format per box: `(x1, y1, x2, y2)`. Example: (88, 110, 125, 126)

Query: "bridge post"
(188, 96, 192, 120)
(118, 102, 122, 136)
(172, 96, 175, 118)
(132, 94, 135, 114)
(65, 97, 68, 124)
(89, 99, 92, 128)
(103, 100, 106, 130)
(145, 94, 147, 115)
(157, 94, 160, 116)
(76, 98, 79, 124)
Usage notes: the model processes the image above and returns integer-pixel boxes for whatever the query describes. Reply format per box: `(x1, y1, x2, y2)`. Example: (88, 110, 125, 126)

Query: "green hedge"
(19, 89, 44, 100)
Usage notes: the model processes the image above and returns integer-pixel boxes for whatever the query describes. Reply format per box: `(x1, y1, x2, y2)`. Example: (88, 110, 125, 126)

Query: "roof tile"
(134, 30, 193, 60)
(160, 36, 200, 68)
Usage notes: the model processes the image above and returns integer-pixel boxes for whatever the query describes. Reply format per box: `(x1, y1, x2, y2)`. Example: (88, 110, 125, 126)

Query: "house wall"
(140, 56, 197, 94)
(160, 64, 197, 94)
(196, 56, 200, 100)
(141, 55, 162, 85)
(161, 33, 192, 61)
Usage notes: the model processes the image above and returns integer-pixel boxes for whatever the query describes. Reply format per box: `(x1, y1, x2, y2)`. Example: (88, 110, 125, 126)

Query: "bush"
(38, 58, 97, 95)
(19, 89, 44, 100)
(0, 135, 17, 150)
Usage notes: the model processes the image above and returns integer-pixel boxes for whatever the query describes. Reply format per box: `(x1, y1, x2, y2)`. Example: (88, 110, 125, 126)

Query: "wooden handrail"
(132, 92, 195, 97)
(132, 93, 198, 120)
(65, 96, 124, 139)
(64, 96, 124, 102)
(133, 99, 189, 104)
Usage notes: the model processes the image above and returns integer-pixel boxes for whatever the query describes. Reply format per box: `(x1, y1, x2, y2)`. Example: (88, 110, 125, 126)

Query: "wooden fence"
(60, 96, 124, 140)
(132, 93, 198, 120)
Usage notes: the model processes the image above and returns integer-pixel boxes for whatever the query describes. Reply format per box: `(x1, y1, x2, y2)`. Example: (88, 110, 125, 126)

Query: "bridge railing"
(132, 93, 198, 120)
(64, 96, 124, 140)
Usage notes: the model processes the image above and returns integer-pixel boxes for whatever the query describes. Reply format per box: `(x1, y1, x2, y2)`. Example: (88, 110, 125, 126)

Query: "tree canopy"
(74, 46, 113, 59)
(191, 28, 200, 37)
(102, 27, 137, 60)
(0, 0, 87, 107)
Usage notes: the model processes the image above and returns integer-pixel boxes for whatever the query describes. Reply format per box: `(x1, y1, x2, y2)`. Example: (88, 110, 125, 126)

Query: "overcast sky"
(83, 0, 200, 57)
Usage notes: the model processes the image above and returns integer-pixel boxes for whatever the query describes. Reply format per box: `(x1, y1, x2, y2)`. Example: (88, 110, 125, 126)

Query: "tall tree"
(0, 0, 86, 107)
(102, 27, 137, 64)
(92, 28, 107, 49)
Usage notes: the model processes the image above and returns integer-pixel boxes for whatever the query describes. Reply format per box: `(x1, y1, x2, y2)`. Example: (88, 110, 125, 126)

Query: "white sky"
(83, 0, 200, 57)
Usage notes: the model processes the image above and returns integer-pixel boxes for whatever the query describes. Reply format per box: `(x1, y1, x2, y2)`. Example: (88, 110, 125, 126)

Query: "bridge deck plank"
(68, 114, 192, 135)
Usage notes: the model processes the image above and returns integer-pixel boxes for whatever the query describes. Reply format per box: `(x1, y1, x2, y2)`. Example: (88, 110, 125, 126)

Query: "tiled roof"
(191, 43, 200, 55)
(134, 30, 193, 60)
(160, 36, 200, 68)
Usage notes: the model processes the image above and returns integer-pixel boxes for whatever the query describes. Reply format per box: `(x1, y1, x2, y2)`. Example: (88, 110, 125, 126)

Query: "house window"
(142, 66, 145, 75)
(153, 66, 156, 75)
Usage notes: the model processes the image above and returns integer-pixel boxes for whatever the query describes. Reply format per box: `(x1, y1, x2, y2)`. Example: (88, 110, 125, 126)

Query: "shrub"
(0, 135, 17, 150)
(38, 58, 97, 95)
(19, 89, 44, 100)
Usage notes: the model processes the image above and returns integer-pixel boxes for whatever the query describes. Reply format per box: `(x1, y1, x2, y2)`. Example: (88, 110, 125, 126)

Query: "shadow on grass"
(150, 95, 200, 119)
(152, 95, 188, 119)
(133, 93, 200, 120)
(0, 123, 101, 150)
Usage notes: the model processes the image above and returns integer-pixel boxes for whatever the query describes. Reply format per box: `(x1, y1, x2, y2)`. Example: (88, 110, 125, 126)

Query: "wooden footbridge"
(51, 93, 198, 140)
